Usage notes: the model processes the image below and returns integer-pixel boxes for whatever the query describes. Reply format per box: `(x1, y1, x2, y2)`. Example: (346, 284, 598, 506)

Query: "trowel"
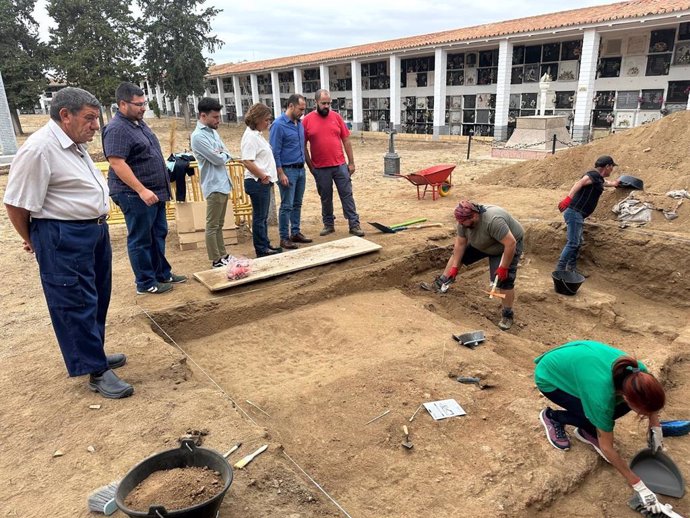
(401, 425, 413, 449)
(456, 376, 496, 390)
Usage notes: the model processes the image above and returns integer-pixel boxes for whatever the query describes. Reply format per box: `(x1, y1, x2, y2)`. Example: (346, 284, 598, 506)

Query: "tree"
(47, 0, 141, 125)
(0, 0, 48, 135)
(139, 0, 223, 127)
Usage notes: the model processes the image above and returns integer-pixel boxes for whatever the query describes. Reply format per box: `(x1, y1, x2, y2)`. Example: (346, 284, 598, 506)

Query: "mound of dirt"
(480, 111, 690, 192)
(479, 110, 690, 227)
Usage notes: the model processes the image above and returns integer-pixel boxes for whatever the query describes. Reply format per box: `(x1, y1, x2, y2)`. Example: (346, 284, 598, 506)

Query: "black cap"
(595, 155, 617, 168)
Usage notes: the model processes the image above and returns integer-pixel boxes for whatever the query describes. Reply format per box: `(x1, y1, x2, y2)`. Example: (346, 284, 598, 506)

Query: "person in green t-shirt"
(430, 200, 524, 331)
(534, 340, 667, 514)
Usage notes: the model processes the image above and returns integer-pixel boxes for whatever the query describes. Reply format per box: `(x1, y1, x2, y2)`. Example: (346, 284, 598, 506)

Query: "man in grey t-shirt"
(434, 200, 524, 330)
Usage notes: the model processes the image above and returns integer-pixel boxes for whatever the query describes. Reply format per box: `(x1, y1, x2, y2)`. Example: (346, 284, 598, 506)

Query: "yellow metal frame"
(95, 161, 252, 227)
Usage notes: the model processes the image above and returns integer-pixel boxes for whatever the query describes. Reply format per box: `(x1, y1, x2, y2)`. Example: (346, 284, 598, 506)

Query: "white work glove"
(632, 480, 663, 514)
(648, 426, 663, 453)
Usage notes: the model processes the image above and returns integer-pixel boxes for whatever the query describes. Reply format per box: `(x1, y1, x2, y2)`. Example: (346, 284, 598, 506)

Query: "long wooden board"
(194, 236, 382, 292)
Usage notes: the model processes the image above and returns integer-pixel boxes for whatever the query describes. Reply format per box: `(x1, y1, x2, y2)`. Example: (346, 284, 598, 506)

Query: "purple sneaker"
(539, 408, 570, 450)
(574, 427, 610, 463)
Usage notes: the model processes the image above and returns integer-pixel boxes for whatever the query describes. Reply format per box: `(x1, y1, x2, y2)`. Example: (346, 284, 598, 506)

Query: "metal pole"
(466, 131, 473, 160)
(551, 134, 557, 154)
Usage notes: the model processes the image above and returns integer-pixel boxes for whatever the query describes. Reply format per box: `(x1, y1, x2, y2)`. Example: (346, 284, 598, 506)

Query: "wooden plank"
(193, 237, 382, 292)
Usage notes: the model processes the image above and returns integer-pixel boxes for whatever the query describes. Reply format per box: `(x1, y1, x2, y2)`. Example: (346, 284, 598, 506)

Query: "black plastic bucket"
(617, 175, 644, 190)
(115, 441, 233, 518)
(552, 270, 585, 296)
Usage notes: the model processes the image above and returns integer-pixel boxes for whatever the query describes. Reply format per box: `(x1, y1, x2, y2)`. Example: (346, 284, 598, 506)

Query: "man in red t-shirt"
(303, 89, 364, 237)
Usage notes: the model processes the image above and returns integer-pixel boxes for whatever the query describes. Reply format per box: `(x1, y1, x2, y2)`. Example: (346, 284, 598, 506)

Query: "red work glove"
(496, 266, 509, 282)
(448, 266, 458, 280)
(558, 196, 572, 212)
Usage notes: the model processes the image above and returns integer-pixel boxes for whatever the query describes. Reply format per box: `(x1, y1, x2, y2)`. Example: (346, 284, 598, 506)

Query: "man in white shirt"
(3, 87, 133, 399)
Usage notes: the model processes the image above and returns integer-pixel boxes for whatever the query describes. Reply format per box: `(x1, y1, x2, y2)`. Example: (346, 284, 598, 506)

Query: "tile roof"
(207, 0, 690, 77)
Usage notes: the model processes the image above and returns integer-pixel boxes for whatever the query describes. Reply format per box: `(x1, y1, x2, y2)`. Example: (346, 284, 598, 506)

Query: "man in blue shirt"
(190, 97, 233, 268)
(104, 82, 187, 295)
(269, 94, 312, 249)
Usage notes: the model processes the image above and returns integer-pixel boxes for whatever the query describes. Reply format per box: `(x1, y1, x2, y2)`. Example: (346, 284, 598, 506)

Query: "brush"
(87, 481, 119, 515)
(233, 444, 268, 469)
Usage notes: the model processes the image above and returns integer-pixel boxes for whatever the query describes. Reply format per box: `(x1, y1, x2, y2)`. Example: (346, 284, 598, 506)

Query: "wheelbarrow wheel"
(438, 182, 452, 197)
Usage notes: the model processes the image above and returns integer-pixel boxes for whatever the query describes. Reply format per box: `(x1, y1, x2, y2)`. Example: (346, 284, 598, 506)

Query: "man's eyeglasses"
(126, 101, 148, 107)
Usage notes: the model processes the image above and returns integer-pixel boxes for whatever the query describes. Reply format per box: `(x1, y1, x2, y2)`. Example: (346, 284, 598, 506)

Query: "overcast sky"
(33, 0, 616, 66)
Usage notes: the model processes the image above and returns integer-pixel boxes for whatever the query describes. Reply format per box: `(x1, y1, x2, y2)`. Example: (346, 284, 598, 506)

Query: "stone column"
(155, 84, 165, 115)
(232, 76, 243, 121)
(319, 64, 330, 90)
(250, 74, 259, 105)
(293, 67, 303, 95)
(572, 30, 600, 142)
(432, 48, 447, 139)
(216, 77, 225, 121)
(0, 71, 18, 157)
(389, 54, 401, 131)
(173, 97, 181, 117)
(271, 71, 281, 118)
(165, 94, 172, 115)
(351, 59, 363, 131)
(493, 39, 513, 141)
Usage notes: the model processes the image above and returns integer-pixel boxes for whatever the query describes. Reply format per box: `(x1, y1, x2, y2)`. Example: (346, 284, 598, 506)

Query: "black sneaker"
(349, 226, 365, 237)
(136, 282, 173, 295)
(212, 259, 226, 268)
(88, 369, 134, 399)
(319, 226, 335, 236)
(164, 273, 187, 283)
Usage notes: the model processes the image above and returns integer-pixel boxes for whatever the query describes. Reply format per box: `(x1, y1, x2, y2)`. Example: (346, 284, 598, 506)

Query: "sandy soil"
(1, 114, 689, 517)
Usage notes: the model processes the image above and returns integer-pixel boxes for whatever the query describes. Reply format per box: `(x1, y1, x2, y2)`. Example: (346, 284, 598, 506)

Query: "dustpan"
(629, 448, 686, 498)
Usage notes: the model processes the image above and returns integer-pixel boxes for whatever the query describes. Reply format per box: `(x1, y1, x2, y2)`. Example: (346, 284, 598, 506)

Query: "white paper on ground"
(423, 399, 466, 420)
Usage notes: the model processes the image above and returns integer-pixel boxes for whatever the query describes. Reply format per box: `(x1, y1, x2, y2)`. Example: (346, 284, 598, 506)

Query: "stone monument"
(492, 71, 572, 159)
(383, 128, 400, 177)
(0, 71, 18, 164)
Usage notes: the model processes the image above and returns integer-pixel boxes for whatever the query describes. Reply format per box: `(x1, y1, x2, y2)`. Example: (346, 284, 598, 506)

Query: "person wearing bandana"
(435, 200, 524, 330)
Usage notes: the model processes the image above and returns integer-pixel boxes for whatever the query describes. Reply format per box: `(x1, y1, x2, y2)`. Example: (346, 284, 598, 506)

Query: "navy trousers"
(30, 219, 112, 377)
(541, 387, 631, 435)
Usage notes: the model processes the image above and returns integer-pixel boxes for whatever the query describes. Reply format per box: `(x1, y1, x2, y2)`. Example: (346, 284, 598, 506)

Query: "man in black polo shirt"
(556, 155, 620, 274)
(104, 82, 186, 295)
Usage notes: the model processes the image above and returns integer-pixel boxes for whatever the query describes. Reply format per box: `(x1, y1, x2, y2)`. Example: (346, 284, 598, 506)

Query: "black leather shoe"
(268, 244, 283, 251)
(290, 233, 313, 243)
(88, 369, 134, 399)
(280, 239, 298, 249)
(257, 248, 280, 258)
(106, 353, 127, 370)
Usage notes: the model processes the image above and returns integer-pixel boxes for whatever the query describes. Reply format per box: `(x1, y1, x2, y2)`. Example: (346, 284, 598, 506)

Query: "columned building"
(205, 0, 690, 142)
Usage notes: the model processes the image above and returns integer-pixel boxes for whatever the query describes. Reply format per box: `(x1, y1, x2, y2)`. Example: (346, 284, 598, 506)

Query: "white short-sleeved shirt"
(240, 127, 278, 183)
(3, 120, 109, 219)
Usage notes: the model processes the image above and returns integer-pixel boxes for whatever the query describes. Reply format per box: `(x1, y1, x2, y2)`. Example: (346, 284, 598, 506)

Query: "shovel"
(401, 425, 413, 449)
(368, 218, 427, 233)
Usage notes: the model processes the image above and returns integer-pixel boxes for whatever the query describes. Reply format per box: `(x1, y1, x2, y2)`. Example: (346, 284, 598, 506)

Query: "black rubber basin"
(552, 270, 585, 296)
(115, 441, 233, 518)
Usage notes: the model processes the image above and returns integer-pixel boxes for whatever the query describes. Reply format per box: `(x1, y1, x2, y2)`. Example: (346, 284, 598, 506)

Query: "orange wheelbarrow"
(395, 164, 455, 201)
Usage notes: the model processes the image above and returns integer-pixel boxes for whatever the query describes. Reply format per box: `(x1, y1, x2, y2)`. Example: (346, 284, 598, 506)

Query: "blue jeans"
(311, 164, 360, 228)
(31, 219, 112, 376)
(278, 167, 306, 240)
(541, 387, 630, 436)
(111, 193, 171, 291)
(556, 208, 584, 271)
(244, 178, 273, 255)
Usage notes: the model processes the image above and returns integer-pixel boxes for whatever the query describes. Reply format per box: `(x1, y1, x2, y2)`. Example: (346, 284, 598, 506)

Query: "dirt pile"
(481, 111, 690, 193)
(479, 111, 690, 228)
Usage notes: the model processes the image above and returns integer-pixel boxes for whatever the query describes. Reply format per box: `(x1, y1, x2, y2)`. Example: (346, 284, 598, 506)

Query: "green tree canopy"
(138, 0, 222, 125)
(47, 0, 141, 120)
(0, 0, 48, 134)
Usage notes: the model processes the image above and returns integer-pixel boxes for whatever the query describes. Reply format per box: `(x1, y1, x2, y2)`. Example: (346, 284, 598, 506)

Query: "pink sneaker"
(574, 427, 610, 463)
(539, 408, 570, 450)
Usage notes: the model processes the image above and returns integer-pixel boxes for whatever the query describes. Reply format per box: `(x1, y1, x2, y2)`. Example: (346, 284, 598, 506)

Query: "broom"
(86, 480, 119, 515)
